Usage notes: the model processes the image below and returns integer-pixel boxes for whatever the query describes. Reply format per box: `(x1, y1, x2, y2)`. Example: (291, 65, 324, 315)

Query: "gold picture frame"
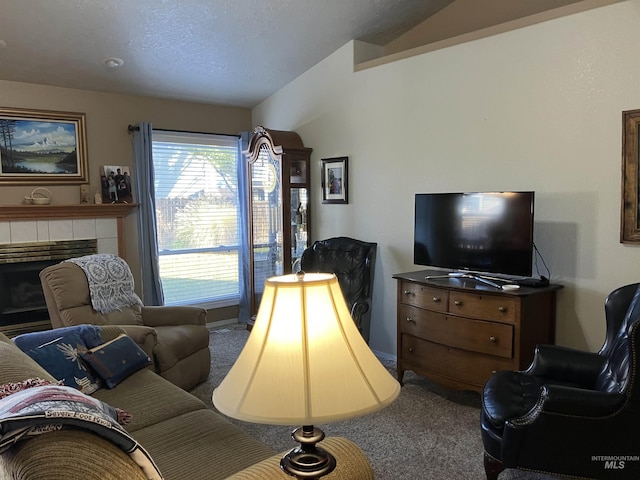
(621, 109, 640, 243)
(0, 107, 88, 185)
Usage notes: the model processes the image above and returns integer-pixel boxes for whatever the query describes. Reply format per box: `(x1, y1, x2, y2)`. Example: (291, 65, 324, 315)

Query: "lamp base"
(280, 425, 336, 479)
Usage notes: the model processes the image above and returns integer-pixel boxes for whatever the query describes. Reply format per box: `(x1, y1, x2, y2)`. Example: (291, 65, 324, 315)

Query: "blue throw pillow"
(14, 325, 104, 352)
(25, 334, 101, 394)
(79, 334, 151, 389)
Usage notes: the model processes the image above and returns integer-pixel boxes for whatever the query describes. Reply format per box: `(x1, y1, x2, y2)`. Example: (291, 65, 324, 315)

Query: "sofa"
(0, 326, 375, 480)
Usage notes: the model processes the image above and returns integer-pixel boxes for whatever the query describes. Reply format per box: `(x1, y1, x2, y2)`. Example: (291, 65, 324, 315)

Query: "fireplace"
(0, 239, 97, 336)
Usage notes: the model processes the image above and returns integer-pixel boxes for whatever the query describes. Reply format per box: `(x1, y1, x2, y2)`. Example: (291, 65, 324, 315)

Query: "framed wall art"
(100, 165, 133, 204)
(621, 109, 640, 243)
(0, 107, 88, 185)
(321, 156, 348, 204)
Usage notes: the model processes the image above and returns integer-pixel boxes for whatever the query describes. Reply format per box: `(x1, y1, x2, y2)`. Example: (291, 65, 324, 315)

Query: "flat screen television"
(413, 191, 535, 277)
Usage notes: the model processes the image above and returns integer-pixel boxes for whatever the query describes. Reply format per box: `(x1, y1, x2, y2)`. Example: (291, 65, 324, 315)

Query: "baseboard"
(373, 349, 396, 364)
(206, 319, 239, 332)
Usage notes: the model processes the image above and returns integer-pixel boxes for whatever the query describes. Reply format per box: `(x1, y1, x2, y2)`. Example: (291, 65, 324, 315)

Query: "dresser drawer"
(399, 304, 445, 336)
(400, 334, 513, 388)
(400, 281, 448, 312)
(399, 304, 513, 358)
(448, 291, 517, 323)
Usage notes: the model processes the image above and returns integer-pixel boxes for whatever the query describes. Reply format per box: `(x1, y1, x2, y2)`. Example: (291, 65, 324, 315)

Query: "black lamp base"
(280, 425, 336, 479)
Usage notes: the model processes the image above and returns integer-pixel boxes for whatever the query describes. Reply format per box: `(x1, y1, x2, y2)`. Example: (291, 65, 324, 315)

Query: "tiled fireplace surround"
(0, 217, 119, 253)
(0, 204, 136, 335)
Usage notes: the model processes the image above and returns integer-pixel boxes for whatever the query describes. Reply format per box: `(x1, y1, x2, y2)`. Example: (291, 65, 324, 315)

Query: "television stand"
(393, 269, 562, 392)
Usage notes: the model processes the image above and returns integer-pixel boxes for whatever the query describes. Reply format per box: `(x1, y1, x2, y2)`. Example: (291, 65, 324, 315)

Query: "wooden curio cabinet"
(245, 126, 312, 317)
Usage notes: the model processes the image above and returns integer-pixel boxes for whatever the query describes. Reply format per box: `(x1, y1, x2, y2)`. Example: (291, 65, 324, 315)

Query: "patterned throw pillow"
(25, 334, 101, 394)
(79, 334, 151, 389)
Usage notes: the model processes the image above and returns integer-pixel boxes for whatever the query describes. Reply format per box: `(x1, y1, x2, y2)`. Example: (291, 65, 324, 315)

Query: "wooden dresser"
(393, 270, 562, 393)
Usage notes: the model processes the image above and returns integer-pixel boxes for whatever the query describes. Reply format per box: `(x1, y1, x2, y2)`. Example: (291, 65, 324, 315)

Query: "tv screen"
(413, 191, 534, 277)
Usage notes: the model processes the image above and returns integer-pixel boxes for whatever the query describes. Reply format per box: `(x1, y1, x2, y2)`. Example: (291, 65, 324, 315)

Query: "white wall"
(253, 0, 640, 356)
(0, 80, 251, 297)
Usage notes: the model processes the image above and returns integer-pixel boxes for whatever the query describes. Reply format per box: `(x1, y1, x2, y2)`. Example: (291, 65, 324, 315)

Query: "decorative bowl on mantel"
(24, 187, 52, 205)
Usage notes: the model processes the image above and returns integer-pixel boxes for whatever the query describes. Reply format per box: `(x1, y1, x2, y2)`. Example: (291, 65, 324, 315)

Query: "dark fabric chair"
(481, 283, 640, 480)
(300, 236, 377, 343)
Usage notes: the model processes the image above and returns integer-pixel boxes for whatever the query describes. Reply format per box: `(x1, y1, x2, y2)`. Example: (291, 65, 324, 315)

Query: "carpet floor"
(190, 324, 562, 480)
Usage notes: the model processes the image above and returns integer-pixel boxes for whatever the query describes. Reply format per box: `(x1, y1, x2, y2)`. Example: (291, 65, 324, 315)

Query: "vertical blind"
(152, 130, 241, 307)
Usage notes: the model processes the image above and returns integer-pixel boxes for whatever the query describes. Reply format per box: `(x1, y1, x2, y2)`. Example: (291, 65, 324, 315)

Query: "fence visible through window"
(152, 131, 241, 307)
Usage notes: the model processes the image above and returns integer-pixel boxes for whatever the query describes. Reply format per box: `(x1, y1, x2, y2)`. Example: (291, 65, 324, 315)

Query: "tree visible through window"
(152, 131, 240, 307)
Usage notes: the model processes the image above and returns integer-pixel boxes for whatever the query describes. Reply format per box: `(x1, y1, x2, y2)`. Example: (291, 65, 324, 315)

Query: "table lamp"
(212, 272, 400, 479)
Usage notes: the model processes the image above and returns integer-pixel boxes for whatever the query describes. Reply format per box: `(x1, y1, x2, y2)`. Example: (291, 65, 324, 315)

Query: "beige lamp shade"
(212, 272, 400, 425)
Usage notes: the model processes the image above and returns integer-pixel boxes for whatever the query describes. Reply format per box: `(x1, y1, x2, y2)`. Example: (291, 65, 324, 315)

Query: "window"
(152, 131, 241, 307)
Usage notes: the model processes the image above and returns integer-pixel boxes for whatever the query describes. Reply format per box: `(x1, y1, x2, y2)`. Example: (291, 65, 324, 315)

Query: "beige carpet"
(190, 324, 561, 480)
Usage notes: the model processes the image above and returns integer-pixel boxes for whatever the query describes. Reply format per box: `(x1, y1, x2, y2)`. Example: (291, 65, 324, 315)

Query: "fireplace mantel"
(0, 203, 138, 220)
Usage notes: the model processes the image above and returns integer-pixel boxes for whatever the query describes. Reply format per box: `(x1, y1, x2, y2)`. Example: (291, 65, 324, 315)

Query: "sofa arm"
(0, 429, 148, 480)
(226, 437, 374, 480)
(142, 306, 206, 327)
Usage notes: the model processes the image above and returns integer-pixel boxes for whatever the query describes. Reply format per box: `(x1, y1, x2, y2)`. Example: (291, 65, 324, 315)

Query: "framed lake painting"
(0, 107, 88, 184)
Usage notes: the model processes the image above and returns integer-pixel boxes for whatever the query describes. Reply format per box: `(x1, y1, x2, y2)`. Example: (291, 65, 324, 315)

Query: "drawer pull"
(403, 290, 414, 297)
(498, 306, 507, 313)
(408, 347, 414, 353)
(454, 300, 463, 307)
(432, 296, 441, 303)
(489, 336, 497, 343)
(405, 317, 415, 324)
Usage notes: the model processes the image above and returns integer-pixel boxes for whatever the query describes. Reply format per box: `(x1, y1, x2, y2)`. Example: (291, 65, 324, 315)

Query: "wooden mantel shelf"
(0, 203, 139, 220)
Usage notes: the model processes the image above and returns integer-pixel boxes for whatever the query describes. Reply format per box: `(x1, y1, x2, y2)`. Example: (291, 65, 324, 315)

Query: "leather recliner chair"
(40, 259, 211, 391)
(300, 236, 377, 343)
(481, 283, 640, 479)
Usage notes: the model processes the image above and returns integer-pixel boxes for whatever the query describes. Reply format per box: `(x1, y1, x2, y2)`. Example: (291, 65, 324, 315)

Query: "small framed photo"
(100, 165, 133, 203)
(0, 107, 88, 184)
(321, 156, 348, 204)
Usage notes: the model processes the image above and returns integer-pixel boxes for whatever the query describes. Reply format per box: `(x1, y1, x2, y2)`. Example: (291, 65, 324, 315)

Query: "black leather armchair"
(300, 236, 377, 343)
(481, 283, 640, 479)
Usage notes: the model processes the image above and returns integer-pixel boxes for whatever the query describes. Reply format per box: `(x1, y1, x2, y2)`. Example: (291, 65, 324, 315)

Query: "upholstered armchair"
(39, 256, 211, 391)
(300, 236, 377, 342)
(481, 283, 640, 480)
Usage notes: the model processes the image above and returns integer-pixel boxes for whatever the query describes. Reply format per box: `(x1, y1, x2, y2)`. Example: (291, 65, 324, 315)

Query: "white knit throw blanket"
(66, 254, 143, 314)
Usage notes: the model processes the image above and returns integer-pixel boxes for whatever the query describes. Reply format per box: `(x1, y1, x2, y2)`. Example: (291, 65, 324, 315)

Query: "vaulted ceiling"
(0, 0, 607, 108)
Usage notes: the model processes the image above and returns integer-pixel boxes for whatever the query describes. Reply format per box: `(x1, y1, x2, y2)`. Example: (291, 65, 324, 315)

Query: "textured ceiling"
(0, 0, 600, 109)
(0, 0, 451, 108)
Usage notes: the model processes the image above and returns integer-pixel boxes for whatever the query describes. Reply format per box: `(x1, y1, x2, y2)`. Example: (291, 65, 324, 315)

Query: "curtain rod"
(127, 124, 240, 138)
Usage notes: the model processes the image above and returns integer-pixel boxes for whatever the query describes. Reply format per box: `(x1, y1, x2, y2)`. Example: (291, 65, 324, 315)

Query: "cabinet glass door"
(250, 144, 283, 310)
(290, 187, 308, 272)
(245, 126, 312, 321)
